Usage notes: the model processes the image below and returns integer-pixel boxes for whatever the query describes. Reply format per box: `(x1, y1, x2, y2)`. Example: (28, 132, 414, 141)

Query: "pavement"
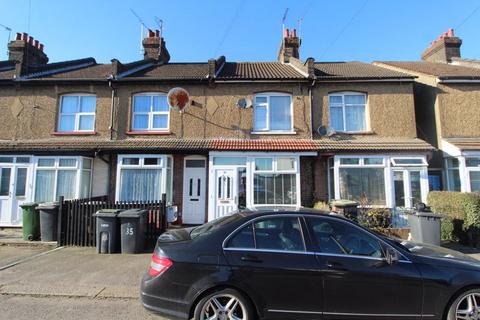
(0, 244, 164, 320)
(1, 231, 480, 320)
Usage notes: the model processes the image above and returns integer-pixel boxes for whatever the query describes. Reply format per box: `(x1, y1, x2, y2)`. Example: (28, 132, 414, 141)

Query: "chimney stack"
(8, 32, 49, 76)
(278, 28, 301, 63)
(142, 29, 170, 63)
(421, 28, 462, 63)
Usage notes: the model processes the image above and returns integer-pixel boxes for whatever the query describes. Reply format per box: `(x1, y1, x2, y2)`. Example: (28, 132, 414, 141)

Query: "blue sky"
(0, 0, 479, 64)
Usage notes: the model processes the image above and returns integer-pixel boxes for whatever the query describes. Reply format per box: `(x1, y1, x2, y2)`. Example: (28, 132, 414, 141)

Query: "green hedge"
(428, 191, 480, 244)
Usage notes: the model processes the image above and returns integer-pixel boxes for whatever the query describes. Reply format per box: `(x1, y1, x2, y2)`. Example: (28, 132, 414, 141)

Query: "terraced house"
(375, 29, 480, 194)
(0, 29, 433, 227)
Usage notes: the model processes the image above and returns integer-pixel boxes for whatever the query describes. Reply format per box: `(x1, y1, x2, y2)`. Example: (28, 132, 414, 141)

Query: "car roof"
(236, 206, 346, 220)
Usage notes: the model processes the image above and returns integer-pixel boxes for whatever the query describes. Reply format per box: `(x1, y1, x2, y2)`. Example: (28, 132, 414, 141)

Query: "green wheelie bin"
(20, 202, 40, 241)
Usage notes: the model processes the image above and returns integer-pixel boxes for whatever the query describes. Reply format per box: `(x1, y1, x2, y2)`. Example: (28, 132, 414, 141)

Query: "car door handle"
(240, 255, 263, 263)
(326, 261, 347, 271)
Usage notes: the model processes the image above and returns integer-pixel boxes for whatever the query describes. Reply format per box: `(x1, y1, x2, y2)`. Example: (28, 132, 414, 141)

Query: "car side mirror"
(385, 247, 400, 265)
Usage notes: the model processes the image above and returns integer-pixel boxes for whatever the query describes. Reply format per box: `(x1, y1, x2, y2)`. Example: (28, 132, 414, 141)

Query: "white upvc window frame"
(253, 93, 294, 133)
(115, 154, 172, 202)
(33, 156, 93, 202)
(57, 94, 97, 132)
(208, 152, 311, 221)
(465, 156, 480, 192)
(131, 92, 170, 132)
(331, 154, 429, 208)
(446, 152, 480, 192)
(328, 91, 368, 133)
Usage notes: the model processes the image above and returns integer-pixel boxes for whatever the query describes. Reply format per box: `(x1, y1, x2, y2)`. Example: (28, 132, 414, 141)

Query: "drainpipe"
(108, 79, 116, 140)
(309, 79, 315, 140)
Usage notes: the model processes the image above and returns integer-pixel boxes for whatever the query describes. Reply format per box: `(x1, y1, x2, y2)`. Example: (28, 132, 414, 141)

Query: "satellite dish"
(318, 125, 337, 137)
(317, 125, 328, 136)
(236, 98, 252, 109)
(167, 87, 190, 112)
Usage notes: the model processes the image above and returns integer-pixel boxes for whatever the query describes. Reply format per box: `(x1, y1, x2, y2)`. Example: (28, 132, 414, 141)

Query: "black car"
(141, 208, 480, 320)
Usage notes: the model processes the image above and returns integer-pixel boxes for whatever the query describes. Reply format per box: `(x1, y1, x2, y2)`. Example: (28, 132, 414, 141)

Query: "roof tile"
(0, 137, 433, 152)
(376, 61, 480, 79)
(218, 62, 305, 80)
(315, 62, 413, 80)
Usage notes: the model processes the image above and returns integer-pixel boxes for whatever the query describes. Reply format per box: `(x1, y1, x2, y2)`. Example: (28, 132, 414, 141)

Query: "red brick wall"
(313, 156, 329, 203)
(300, 156, 314, 207)
(172, 154, 184, 225)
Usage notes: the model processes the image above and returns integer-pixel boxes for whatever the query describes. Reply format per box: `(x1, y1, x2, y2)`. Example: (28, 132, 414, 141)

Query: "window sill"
(335, 131, 375, 135)
(251, 131, 297, 135)
(126, 131, 172, 135)
(51, 131, 97, 136)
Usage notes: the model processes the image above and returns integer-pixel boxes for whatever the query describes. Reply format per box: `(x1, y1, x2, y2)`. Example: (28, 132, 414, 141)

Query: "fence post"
(161, 193, 167, 232)
(57, 196, 64, 246)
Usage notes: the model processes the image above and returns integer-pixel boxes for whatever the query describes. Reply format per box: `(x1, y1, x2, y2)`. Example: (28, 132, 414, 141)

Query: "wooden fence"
(57, 194, 167, 247)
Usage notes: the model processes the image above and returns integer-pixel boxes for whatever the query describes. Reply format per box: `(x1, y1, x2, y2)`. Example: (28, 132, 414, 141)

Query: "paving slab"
(0, 247, 151, 298)
(0, 295, 163, 320)
(0, 245, 51, 268)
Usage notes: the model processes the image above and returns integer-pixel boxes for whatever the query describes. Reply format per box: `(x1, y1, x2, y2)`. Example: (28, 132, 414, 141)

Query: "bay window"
(331, 155, 428, 208)
(131, 93, 170, 131)
(446, 158, 461, 191)
(58, 94, 96, 132)
(466, 157, 480, 192)
(253, 93, 293, 132)
(253, 157, 297, 205)
(117, 155, 172, 202)
(329, 92, 366, 132)
(339, 166, 386, 205)
(34, 157, 92, 202)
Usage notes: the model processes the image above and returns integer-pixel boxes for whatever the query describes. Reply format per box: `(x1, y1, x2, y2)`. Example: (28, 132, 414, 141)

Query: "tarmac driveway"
(0, 246, 164, 319)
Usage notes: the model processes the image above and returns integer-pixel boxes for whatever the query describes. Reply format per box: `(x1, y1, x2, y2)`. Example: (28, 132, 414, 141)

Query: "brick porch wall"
(173, 154, 184, 224)
(300, 156, 314, 207)
(313, 156, 329, 203)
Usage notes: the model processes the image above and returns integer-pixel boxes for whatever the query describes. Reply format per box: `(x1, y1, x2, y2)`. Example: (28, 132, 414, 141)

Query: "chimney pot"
(22, 32, 28, 41)
(155, 29, 160, 37)
(448, 28, 455, 37)
(39, 43, 44, 51)
(15, 32, 22, 40)
(148, 29, 154, 37)
(292, 28, 297, 37)
(28, 36, 34, 45)
(34, 40, 39, 48)
(284, 28, 289, 38)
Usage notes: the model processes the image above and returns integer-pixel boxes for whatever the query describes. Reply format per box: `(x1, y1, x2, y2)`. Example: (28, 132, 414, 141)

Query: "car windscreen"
(190, 214, 245, 239)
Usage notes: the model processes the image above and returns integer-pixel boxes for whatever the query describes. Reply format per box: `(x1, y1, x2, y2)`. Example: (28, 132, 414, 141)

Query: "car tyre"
(447, 288, 480, 320)
(193, 288, 254, 320)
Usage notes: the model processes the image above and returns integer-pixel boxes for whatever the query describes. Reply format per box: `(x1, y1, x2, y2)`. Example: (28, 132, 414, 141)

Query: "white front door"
(182, 157, 206, 224)
(214, 168, 238, 219)
(0, 165, 31, 226)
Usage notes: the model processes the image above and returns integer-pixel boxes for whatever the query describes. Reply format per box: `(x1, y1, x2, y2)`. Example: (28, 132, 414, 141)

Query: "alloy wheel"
(200, 293, 247, 320)
(456, 293, 480, 320)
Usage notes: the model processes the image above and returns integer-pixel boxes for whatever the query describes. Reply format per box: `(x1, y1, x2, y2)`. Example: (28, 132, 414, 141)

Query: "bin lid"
(19, 202, 38, 208)
(93, 209, 124, 217)
(414, 211, 442, 218)
(37, 201, 60, 209)
(118, 208, 148, 218)
(330, 199, 359, 207)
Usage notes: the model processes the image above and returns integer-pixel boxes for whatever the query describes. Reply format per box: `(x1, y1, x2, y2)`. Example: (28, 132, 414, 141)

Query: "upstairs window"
(254, 93, 293, 132)
(132, 93, 170, 131)
(58, 95, 96, 132)
(329, 92, 366, 132)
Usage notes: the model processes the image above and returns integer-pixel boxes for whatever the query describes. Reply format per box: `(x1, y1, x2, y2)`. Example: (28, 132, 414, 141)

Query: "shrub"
(313, 201, 330, 212)
(358, 208, 392, 235)
(428, 191, 480, 244)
